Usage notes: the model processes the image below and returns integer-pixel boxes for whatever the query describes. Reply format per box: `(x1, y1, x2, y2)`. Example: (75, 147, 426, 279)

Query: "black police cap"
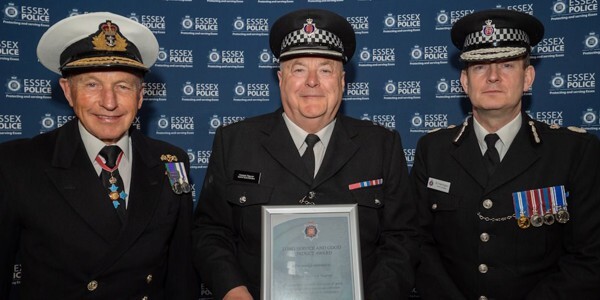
(269, 8, 356, 64)
(451, 9, 544, 62)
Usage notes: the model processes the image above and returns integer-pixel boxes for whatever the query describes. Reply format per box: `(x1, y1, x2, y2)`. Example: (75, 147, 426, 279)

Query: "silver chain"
(477, 212, 516, 222)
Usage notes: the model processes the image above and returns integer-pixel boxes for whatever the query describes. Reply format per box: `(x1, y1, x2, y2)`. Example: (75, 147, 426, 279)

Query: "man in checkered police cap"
(193, 8, 419, 300)
(0, 12, 198, 299)
(411, 8, 600, 299)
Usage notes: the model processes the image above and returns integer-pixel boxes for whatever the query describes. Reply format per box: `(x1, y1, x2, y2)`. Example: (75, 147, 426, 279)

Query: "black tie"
(484, 134, 501, 176)
(98, 145, 126, 222)
(302, 134, 320, 178)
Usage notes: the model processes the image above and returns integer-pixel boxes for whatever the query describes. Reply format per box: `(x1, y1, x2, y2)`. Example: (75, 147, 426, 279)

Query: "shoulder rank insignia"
(549, 124, 560, 129)
(453, 120, 469, 144)
(567, 126, 587, 133)
(528, 121, 541, 144)
(428, 128, 442, 134)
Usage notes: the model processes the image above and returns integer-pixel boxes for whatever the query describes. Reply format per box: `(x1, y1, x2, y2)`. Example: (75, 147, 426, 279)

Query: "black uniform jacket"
(193, 109, 419, 299)
(411, 115, 600, 299)
(0, 119, 197, 299)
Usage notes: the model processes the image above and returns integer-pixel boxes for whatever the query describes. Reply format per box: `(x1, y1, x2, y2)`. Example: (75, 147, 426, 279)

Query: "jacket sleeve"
(192, 127, 247, 299)
(0, 143, 21, 298)
(410, 137, 467, 300)
(165, 147, 200, 299)
(526, 135, 600, 299)
(364, 130, 420, 299)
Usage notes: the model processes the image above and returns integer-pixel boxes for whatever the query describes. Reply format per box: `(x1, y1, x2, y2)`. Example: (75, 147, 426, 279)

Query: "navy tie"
(484, 134, 501, 176)
(302, 134, 320, 178)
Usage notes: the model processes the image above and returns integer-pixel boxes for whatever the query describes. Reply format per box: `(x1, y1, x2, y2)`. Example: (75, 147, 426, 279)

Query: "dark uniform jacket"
(193, 109, 419, 299)
(411, 114, 600, 299)
(0, 119, 197, 299)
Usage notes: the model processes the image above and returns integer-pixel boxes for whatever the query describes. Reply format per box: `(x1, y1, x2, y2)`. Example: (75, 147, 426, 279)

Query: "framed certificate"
(261, 204, 363, 300)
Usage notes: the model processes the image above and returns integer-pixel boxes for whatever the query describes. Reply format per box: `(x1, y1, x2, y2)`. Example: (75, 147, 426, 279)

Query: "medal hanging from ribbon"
(512, 191, 530, 229)
(528, 189, 543, 227)
(550, 185, 570, 223)
(96, 151, 127, 209)
(165, 162, 191, 194)
(512, 185, 569, 229)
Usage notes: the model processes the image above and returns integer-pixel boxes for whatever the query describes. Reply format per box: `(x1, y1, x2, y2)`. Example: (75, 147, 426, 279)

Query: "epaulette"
(452, 120, 469, 144)
(427, 128, 442, 134)
(528, 121, 541, 144)
(567, 126, 587, 133)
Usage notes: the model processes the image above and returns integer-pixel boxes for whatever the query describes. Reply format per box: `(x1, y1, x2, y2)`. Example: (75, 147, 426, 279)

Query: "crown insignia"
(92, 20, 128, 51)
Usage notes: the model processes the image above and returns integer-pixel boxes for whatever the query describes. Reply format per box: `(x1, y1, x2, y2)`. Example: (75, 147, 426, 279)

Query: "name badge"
(233, 170, 261, 184)
(427, 177, 451, 193)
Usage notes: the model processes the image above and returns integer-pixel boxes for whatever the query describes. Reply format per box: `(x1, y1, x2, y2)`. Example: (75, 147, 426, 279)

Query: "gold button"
(478, 264, 488, 274)
(239, 195, 246, 203)
(482, 199, 493, 209)
(374, 199, 381, 205)
(480, 232, 490, 242)
(87, 280, 98, 291)
(146, 274, 153, 284)
(431, 203, 438, 210)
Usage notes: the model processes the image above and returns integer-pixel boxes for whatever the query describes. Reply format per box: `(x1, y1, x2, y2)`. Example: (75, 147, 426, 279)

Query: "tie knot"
(484, 133, 500, 150)
(99, 145, 122, 168)
(305, 134, 320, 148)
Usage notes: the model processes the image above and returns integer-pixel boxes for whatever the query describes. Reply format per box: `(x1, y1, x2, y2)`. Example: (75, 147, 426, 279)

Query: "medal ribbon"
(165, 162, 181, 186)
(528, 190, 538, 216)
(554, 185, 567, 208)
(95, 151, 124, 172)
(542, 187, 553, 214)
(512, 191, 529, 217)
(348, 178, 383, 190)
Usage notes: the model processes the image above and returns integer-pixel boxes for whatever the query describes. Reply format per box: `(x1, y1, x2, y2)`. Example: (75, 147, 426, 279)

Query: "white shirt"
(79, 121, 132, 207)
(473, 113, 522, 162)
(282, 113, 335, 177)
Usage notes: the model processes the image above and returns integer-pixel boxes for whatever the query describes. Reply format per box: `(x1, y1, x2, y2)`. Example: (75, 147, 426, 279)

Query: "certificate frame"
(261, 204, 363, 300)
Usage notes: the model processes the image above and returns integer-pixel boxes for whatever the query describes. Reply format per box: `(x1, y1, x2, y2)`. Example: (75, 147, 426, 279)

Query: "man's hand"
(223, 285, 253, 300)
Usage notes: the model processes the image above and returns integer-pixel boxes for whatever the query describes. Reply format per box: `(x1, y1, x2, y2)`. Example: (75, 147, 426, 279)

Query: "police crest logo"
(304, 222, 319, 240)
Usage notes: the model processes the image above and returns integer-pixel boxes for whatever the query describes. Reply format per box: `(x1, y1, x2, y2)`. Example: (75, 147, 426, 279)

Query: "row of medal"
(511, 185, 569, 229)
(165, 161, 191, 195)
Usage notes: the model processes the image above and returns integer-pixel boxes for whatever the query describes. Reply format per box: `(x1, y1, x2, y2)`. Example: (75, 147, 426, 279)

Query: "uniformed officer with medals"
(411, 8, 600, 299)
(0, 12, 198, 299)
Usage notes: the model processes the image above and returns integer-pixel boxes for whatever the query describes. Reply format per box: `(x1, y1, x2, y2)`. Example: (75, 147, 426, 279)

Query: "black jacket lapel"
(45, 119, 121, 243)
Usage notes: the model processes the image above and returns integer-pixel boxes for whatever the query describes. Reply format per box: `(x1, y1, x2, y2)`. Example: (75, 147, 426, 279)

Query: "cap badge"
(482, 19, 496, 38)
(302, 18, 316, 36)
(92, 20, 128, 52)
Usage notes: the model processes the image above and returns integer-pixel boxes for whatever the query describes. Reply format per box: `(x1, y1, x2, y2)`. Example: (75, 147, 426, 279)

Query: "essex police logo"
(583, 32, 600, 55)
(180, 16, 218, 36)
(551, 0, 598, 20)
(304, 222, 319, 241)
(0, 39, 19, 62)
(258, 49, 278, 69)
(581, 108, 600, 130)
(0, 114, 22, 136)
(3, 3, 50, 27)
(435, 78, 466, 99)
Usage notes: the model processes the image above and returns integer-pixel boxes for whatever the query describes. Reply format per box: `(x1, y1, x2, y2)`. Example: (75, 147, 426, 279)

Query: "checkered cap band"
(463, 28, 530, 49)
(280, 28, 344, 56)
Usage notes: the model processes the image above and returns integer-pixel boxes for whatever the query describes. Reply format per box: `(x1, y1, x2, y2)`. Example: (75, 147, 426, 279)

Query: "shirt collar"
(78, 121, 131, 163)
(473, 113, 522, 155)
(282, 112, 335, 150)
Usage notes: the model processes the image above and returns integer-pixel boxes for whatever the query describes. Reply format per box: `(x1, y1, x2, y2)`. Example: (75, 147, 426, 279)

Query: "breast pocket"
(351, 187, 384, 245)
(428, 191, 460, 240)
(225, 182, 274, 243)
